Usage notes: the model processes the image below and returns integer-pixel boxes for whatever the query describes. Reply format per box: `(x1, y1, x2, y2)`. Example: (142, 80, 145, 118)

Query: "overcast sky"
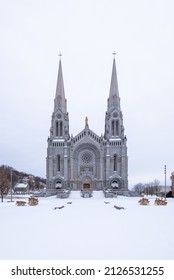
(0, 0, 173, 187)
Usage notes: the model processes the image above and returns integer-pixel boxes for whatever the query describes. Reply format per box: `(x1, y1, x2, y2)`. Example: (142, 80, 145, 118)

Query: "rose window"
(81, 152, 93, 164)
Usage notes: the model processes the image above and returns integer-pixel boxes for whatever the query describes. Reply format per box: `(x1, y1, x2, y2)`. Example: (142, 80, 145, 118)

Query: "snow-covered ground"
(1, 191, 174, 260)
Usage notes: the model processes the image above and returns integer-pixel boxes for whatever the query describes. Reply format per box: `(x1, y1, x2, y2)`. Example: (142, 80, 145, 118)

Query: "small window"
(60, 121, 63, 136)
(57, 155, 61, 171)
(114, 154, 117, 171)
(116, 120, 119, 136)
(56, 121, 59, 136)
(112, 120, 115, 136)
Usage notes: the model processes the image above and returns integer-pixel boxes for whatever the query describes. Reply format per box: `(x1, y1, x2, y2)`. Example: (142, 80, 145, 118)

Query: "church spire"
(54, 54, 67, 113)
(105, 55, 124, 140)
(107, 55, 120, 112)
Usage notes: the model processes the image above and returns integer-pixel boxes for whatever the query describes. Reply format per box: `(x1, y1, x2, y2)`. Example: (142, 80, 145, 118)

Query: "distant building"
(14, 182, 29, 194)
(46, 56, 128, 193)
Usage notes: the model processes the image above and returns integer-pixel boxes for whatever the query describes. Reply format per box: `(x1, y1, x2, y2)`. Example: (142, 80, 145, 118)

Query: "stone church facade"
(46, 57, 128, 192)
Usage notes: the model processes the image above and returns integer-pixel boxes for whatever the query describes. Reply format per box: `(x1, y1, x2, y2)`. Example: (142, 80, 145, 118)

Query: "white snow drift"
(0, 191, 174, 260)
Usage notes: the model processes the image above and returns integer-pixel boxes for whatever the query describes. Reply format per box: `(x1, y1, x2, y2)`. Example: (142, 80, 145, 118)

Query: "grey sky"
(0, 0, 173, 187)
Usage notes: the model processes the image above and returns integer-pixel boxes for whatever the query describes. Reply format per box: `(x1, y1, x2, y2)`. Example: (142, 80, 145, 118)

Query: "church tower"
(46, 56, 70, 190)
(104, 56, 128, 189)
(53, 57, 69, 140)
(46, 55, 128, 193)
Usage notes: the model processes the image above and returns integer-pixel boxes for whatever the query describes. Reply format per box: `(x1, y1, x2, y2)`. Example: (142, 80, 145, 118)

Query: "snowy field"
(1, 191, 174, 260)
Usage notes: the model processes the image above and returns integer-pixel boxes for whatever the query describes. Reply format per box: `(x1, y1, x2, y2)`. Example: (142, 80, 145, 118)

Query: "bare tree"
(133, 183, 144, 195)
(133, 179, 161, 196)
(153, 179, 160, 195)
(0, 168, 9, 202)
(144, 183, 151, 195)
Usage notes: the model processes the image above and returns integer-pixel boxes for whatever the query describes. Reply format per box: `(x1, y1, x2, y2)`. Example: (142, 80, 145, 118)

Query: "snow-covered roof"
(14, 183, 28, 189)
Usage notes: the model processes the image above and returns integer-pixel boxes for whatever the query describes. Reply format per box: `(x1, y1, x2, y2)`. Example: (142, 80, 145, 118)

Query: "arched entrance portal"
(55, 180, 62, 189)
(82, 178, 92, 190)
(111, 180, 119, 189)
(110, 177, 122, 189)
(83, 183, 90, 189)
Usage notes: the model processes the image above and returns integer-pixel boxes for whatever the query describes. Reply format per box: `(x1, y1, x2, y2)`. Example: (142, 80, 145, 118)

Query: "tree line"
(132, 179, 163, 196)
(0, 165, 46, 202)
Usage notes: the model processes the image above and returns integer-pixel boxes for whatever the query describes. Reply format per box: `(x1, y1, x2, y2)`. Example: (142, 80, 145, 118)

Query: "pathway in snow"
(69, 190, 105, 199)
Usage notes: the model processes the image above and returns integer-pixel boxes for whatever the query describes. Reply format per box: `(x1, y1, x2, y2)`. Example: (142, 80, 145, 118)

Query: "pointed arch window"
(55, 120, 63, 137)
(112, 120, 115, 136)
(60, 121, 63, 136)
(114, 154, 117, 171)
(56, 121, 59, 136)
(57, 155, 61, 172)
(111, 120, 120, 136)
(116, 120, 119, 136)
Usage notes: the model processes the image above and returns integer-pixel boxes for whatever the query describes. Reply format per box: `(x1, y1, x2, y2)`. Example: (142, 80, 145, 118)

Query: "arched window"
(55, 121, 63, 137)
(57, 155, 61, 171)
(56, 180, 62, 189)
(114, 154, 117, 171)
(56, 121, 59, 136)
(60, 121, 63, 136)
(111, 119, 120, 136)
(116, 120, 119, 136)
(111, 180, 119, 189)
(112, 120, 115, 136)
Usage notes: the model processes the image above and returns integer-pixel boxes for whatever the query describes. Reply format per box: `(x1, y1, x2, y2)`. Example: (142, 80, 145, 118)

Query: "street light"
(10, 167, 13, 202)
(164, 165, 167, 200)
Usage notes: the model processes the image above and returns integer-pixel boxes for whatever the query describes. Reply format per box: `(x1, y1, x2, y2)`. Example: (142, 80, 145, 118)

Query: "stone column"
(106, 140, 110, 183)
(64, 141, 68, 182)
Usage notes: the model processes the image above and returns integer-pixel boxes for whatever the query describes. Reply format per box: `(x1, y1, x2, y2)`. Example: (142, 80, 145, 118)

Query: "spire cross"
(112, 51, 116, 58)
(58, 52, 62, 59)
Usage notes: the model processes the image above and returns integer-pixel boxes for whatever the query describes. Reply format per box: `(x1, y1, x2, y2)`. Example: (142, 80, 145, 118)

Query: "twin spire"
(54, 55, 67, 113)
(108, 56, 120, 111)
(54, 54, 120, 115)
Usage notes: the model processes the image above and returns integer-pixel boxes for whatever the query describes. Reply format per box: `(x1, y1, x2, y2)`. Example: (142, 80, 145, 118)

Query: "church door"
(83, 183, 90, 189)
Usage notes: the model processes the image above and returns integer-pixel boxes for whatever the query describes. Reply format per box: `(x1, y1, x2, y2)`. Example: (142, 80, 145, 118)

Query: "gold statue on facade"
(85, 116, 88, 125)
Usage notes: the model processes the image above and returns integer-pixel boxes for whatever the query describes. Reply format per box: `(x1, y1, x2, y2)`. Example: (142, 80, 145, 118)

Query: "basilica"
(46, 56, 128, 193)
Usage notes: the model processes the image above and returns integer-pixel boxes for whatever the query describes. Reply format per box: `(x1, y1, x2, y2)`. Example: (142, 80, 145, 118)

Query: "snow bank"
(0, 191, 174, 260)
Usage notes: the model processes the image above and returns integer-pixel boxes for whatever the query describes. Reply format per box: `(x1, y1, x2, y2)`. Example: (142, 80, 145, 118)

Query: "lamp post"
(10, 167, 13, 202)
(164, 165, 167, 200)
